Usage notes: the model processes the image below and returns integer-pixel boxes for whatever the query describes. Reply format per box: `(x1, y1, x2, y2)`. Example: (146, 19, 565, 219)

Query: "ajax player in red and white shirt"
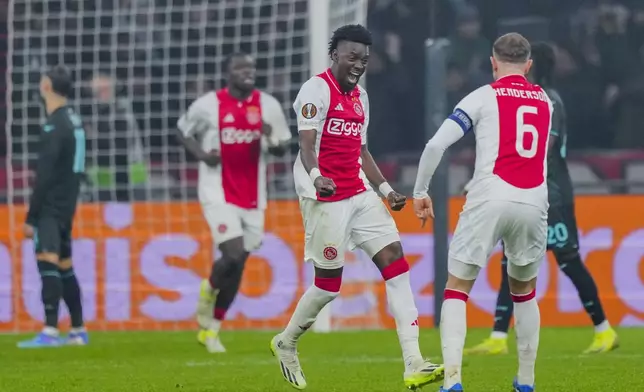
(269, 25, 444, 391)
(413, 34, 551, 392)
(176, 53, 291, 353)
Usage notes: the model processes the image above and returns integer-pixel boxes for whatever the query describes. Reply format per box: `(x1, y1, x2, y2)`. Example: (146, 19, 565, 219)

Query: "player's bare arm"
(299, 129, 336, 197)
(175, 129, 220, 167)
(359, 145, 406, 211)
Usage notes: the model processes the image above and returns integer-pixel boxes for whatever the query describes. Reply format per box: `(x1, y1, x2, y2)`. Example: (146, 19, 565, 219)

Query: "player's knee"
(448, 258, 480, 282)
(37, 260, 61, 279)
(37, 252, 59, 264)
(553, 248, 580, 264)
(371, 241, 404, 270)
(231, 252, 249, 266)
(508, 277, 536, 297)
(313, 266, 342, 295)
(59, 258, 73, 270)
(554, 249, 591, 280)
(507, 264, 538, 294)
(220, 238, 248, 265)
(446, 260, 479, 294)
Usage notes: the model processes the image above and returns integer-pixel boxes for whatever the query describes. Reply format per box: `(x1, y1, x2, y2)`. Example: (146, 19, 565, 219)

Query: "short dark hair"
(45, 65, 73, 97)
(493, 33, 531, 64)
(224, 51, 252, 71)
(328, 24, 372, 56)
(530, 42, 555, 86)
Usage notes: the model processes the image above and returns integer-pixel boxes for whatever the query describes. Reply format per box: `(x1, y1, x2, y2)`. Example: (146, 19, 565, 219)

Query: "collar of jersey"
(222, 87, 256, 103)
(325, 68, 357, 96)
(496, 74, 527, 83)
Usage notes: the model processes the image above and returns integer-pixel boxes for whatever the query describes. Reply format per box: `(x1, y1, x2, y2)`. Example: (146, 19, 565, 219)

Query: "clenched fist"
(261, 122, 273, 137)
(314, 176, 336, 197)
(386, 191, 407, 211)
(197, 149, 221, 167)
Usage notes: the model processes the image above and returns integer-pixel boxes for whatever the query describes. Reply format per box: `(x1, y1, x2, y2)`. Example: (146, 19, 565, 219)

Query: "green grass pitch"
(1, 328, 640, 391)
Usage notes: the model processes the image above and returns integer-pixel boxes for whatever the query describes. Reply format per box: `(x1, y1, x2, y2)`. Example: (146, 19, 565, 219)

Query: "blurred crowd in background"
(368, 0, 644, 154)
(1, 0, 643, 201)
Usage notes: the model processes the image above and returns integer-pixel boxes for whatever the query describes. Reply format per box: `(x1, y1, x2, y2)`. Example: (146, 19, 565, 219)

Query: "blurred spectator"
(443, 5, 491, 150)
(84, 73, 147, 202)
(448, 6, 491, 89)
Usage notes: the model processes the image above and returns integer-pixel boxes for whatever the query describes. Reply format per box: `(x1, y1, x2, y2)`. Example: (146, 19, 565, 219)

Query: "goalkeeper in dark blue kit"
(18, 66, 88, 348)
(464, 43, 618, 355)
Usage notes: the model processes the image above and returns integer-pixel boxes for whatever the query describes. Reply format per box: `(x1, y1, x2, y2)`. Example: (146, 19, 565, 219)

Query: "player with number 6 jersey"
(176, 52, 291, 354)
(465, 42, 618, 358)
(413, 33, 550, 392)
(269, 24, 444, 391)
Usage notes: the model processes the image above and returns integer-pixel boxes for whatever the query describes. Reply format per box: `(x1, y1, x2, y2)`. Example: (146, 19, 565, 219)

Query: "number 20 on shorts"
(547, 222, 569, 246)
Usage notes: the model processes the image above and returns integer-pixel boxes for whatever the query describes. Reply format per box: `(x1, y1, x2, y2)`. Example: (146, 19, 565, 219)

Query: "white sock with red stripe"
(440, 289, 468, 389)
(280, 277, 341, 347)
(512, 289, 540, 386)
(382, 258, 423, 371)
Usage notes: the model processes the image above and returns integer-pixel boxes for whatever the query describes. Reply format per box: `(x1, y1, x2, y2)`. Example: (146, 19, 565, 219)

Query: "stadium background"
(1, 0, 644, 332)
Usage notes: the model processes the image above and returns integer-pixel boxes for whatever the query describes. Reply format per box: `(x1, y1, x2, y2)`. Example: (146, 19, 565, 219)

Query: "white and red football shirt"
(456, 74, 553, 210)
(292, 69, 370, 202)
(177, 88, 291, 209)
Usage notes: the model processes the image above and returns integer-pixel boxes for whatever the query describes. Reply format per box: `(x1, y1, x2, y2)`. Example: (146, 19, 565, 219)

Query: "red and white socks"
(440, 289, 469, 389)
(512, 290, 540, 386)
(280, 276, 341, 347)
(382, 258, 423, 370)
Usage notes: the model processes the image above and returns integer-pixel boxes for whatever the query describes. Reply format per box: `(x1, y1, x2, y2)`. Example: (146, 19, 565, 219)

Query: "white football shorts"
(449, 200, 547, 282)
(299, 190, 400, 270)
(202, 203, 264, 252)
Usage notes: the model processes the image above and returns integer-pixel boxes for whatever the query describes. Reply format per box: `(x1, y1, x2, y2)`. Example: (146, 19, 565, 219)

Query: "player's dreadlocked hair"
(328, 24, 373, 56)
(530, 42, 556, 87)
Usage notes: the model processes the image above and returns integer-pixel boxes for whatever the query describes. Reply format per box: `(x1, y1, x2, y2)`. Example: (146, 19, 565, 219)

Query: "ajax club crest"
(246, 106, 261, 125)
(353, 103, 363, 116)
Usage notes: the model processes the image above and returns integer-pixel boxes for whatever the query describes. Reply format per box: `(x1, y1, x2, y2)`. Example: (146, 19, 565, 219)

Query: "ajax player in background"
(413, 33, 550, 392)
(18, 66, 88, 348)
(269, 24, 444, 391)
(465, 42, 618, 356)
(176, 52, 291, 353)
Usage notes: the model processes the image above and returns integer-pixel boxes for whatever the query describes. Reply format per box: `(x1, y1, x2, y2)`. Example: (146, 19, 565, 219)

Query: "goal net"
(3, 0, 373, 333)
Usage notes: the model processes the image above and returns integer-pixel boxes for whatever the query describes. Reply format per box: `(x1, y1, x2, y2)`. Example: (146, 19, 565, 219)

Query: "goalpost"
(3, 0, 371, 333)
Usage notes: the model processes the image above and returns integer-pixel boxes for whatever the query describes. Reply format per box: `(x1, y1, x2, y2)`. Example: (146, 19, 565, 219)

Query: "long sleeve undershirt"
(412, 119, 466, 199)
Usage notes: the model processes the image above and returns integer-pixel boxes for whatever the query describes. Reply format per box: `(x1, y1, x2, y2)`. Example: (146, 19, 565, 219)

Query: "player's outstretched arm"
(360, 145, 406, 211)
(26, 129, 62, 226)
(412, 119, 466, 199)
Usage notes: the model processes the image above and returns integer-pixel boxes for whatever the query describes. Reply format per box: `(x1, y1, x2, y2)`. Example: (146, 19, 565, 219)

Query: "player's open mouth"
(348, 71, 361, 84)
(243, 77, 255, 84)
